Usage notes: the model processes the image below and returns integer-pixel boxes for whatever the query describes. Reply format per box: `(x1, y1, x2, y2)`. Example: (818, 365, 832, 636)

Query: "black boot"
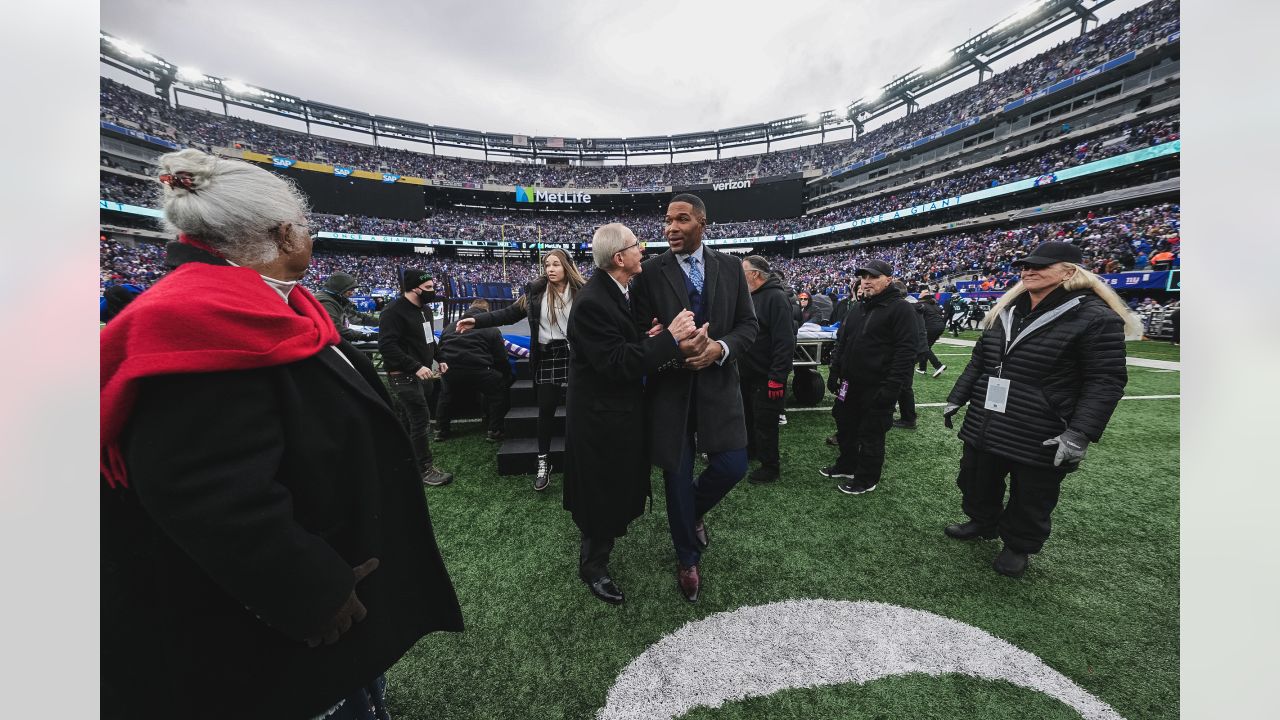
(993, 546, 1029, 578)
(944, 521, 998, 540)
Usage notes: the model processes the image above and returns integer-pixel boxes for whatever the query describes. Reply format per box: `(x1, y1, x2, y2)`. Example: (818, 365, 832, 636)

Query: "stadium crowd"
(102, 202, 1179, 301)
(98, 0, 1178, 190)
(100, 112, 1179, 249)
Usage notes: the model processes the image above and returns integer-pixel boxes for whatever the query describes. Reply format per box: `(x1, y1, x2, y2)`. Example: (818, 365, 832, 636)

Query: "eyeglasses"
(614, 241, 644, 256)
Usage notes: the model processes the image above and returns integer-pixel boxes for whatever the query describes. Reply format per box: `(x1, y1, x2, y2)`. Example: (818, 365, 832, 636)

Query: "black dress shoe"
(584, 575, 624, 605)
(749, 466, 780, 484)
(944, 521, 999, 541)
(993, 546, 1029, 578)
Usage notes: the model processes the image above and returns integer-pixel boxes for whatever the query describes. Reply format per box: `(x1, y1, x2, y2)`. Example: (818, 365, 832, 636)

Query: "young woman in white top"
(456, 248, 586, 490)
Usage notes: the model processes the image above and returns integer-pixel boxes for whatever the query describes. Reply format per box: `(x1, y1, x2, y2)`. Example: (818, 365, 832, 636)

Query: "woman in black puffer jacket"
(941, 241, 1142, 578)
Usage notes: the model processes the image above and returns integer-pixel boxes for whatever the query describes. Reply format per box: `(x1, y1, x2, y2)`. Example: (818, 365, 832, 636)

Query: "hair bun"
(157, 148, 217, 194)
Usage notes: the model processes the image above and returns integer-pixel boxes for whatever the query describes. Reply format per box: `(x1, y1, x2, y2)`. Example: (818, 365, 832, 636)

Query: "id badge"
(836, 380, 849, 402)
(984, 377, 1010, 413)
(423, 320, 436, 344)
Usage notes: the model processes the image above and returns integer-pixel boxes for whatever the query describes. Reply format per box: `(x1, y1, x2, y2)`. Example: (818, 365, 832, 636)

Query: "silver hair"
(157, 148, 310, 266)
(592, 223, 635, 271)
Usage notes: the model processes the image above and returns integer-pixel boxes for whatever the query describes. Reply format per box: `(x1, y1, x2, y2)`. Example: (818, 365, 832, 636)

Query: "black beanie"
(401, 268, 433, 292)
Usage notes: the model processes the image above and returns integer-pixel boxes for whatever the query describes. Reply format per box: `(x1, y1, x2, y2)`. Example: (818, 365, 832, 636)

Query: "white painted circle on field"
(598, 600, 1124, 720)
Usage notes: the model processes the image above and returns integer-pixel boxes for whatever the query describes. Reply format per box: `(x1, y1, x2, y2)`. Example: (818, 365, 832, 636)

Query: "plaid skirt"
(535, 339, 570, 385)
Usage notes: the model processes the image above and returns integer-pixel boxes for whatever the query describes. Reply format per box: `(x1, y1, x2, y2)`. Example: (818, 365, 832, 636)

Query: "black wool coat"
(563, 272, 683, 538)
(947, 287, 1128, 470)
(102, 341, 463, 719)
(630, 247, 759, 470)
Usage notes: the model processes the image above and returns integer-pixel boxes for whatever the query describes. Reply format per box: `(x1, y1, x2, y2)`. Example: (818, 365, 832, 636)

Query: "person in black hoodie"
(739, 256, 796, 484)
(379, 268, 454, 487)
(915, 292, 948, 376)
(318, 270, 379, 342)
(942, 241, 1137, 577)
(823, 260, 917, 495)
(435, 299, 511, 442)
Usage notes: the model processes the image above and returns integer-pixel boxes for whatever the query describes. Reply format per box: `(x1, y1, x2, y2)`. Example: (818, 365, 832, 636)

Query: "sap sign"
(515, 186, 592, 204)
(713, 179, 754, 191)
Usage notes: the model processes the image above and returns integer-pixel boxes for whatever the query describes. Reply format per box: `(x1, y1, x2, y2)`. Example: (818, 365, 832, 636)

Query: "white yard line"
(934, 337, 1181, 371)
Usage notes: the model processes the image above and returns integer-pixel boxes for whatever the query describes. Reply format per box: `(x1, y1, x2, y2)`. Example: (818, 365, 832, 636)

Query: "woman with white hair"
(940, 241, 1139, 578)
(100, 148, 462, 719)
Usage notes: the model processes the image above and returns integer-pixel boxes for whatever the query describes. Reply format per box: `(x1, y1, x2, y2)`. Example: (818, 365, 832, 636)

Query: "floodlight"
(863, 87, 883, 103)
(177, 66, 205, 82)
(223, 79, 258, 96)
(805, 111, 822, 125)
(925, 50, 953, 71)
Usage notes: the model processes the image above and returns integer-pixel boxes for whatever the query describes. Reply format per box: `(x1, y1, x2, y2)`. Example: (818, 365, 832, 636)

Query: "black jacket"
(947, 287, 1128, 470)
(828, 285, 918, 404)
(630, 246, 759, 470)
(740, 274, 796, 383)
(469, 277, 572, 374)
(103, 249, 462, 719)
(377, 295, 437, 374)
(564, 272, 683, 538)
(318, 290, 379, 342)
(831, 296, 854, 325)
(437, 307, 509, 372)
(917, 297, 946, 334)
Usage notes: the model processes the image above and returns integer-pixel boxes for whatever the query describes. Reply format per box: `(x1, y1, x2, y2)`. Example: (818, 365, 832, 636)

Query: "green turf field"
(386, 345, 1179, 719)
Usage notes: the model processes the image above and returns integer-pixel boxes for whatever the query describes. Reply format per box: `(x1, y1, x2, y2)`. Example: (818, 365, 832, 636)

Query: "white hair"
(592, 223, 634, 270)
(983, 263, 1146, 339)
(157, 148, 310, 265)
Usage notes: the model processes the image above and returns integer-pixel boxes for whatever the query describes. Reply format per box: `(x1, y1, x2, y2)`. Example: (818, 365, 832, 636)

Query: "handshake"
(649, 310, 721, 371)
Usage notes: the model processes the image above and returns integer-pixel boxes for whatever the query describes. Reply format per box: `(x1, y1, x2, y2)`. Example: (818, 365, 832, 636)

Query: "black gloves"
(1042, 429, 1090, 467)
(943, 403, 962, 429)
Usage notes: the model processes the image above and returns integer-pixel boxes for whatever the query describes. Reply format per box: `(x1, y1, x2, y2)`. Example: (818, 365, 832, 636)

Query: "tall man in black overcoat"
(563, 223, 699, 605)
(629, 194, 759, 602)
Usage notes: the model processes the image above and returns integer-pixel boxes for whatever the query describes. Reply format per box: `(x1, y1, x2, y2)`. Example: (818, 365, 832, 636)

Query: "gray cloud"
(102, 0, 1152, 139)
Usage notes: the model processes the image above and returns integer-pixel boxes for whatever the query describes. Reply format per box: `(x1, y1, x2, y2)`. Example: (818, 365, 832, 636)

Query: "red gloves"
(767, 380, 785, 401)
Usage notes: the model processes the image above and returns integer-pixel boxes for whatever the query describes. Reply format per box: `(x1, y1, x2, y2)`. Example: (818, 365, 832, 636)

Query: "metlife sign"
(712, 179, 754, 191)
(515, 186, 592, 204)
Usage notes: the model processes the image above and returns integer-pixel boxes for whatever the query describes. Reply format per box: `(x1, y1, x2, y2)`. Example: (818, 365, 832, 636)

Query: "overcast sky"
(100, 0, 1150, 151)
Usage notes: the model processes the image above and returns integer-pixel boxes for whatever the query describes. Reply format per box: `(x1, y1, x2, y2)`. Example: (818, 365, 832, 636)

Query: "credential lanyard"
(995, 296, 1082, 378)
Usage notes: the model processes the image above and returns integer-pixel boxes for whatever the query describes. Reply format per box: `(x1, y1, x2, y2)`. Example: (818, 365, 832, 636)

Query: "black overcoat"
(102, 340, 463, 719)
(562, 272, 683, 538)
(630, 247, 759, 470)
(947, 288, 1128, 469)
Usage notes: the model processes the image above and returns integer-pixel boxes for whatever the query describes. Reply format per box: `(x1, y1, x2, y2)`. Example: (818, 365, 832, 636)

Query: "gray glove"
(1042, 429, 1090, 467)
(942, 403, 962, 429)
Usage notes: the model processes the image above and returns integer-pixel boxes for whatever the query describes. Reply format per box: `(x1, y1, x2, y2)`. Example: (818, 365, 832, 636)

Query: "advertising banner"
(271, 156, 295, 168)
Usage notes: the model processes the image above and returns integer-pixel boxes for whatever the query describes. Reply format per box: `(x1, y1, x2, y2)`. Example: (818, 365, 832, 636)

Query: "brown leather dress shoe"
(677, 564, 700, 602)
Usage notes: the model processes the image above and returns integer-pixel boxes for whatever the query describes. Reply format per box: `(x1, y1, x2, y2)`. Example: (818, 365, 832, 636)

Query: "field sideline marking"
(599, 600, 1126, 720)
(785, 394, 1179, 413)
(935, 338, 1180, 371)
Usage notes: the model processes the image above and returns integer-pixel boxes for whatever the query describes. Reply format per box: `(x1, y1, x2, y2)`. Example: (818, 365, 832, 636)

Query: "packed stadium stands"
(98, 0, 1178, 189)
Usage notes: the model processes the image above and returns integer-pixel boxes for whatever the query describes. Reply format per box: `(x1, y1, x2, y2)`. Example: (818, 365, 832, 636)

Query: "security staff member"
(378, 268, 454, 487)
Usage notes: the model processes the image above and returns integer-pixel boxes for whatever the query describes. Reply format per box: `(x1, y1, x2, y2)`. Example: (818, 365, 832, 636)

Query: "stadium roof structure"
(101, 0, 1117, 163)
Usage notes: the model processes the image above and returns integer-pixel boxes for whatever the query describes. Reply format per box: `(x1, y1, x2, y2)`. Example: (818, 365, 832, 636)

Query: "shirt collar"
(609, 274, 631, 297)
(676, 244, 705, 265)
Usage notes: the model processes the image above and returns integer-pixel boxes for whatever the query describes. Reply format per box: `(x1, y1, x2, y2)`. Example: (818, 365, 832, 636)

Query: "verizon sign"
(712, 178, 755, 191)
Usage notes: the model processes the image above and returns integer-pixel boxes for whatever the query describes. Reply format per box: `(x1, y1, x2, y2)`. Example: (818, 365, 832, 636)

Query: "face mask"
(417, 288, 437, 302)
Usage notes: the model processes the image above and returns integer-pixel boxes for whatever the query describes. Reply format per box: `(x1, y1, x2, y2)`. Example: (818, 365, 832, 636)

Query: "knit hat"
(401, 268, 434, 292)
(323, 271, 358, 294)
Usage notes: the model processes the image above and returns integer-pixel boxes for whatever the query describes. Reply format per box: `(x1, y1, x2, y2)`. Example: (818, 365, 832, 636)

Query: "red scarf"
(100, 260, 339, 488)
